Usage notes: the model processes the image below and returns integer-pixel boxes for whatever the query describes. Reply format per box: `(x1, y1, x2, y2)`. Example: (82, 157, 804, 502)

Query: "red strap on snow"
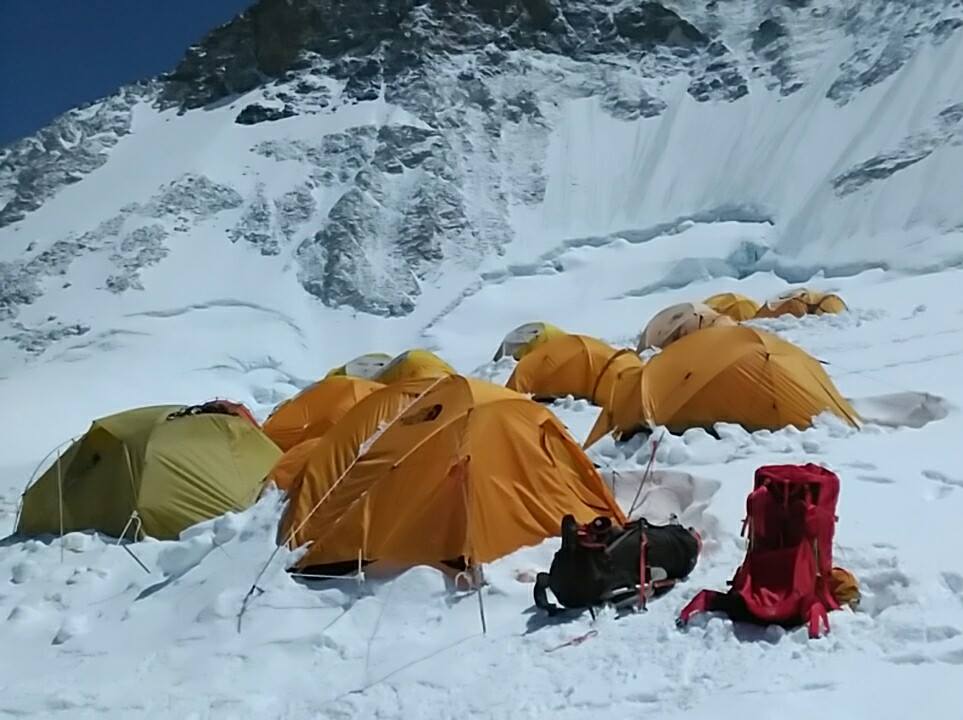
(545, 629, 598, 653)
(677, 589, 725, 626)
(807, 602, 830, 638)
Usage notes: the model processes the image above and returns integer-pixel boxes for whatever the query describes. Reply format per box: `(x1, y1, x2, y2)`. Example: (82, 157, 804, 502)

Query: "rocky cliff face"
(1, 0, 961, 336)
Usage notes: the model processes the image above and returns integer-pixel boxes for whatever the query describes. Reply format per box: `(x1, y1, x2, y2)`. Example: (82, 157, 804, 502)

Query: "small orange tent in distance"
(638, 302, 735, 351)
(272, 375, 625, 571)
(325, 353, 392, 379)
(374, 349, 455, 385)
(585, 325, 859, 447)
(263, 376, 383, 452)
(493, 322, 566, 361)
(703, 293, 760, 322)
(754, 288, 847, 319)
(506, 334, 642, 406)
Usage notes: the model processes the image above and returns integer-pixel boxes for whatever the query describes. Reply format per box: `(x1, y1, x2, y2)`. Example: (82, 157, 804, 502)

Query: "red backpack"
(677, 464, 841, 638)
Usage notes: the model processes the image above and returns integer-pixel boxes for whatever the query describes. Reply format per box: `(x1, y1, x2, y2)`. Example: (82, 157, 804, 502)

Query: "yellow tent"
(638, 302, 735, 351)
(374, 349, 455, 385)
(754, 289, 848, 319)
(18, 405, 281, 540)
(506, 334, 643, 405)
(270, 375, 625, 570)
(263, 376, 384, 451)
(325, 352, 392, 379)
(704, 292, 760, 322)
(585, 325, 860, 447)
(492, 322, 566, 361)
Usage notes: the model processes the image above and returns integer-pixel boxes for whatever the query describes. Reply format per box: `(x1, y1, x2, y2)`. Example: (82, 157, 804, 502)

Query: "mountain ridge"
(1, 0, 962, 352)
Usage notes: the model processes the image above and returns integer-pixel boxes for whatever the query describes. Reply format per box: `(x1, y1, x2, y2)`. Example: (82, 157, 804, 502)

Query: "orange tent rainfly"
(585, 325, 860, 447)
(374, 349, 455, 385)
(754, 288, 847, 319)
(274, 375, 625, 571)
(266, 437, 322, 498)
(703, 293, 760, 322)
(506, 334, 642, 406)
(263, 376, 383, 452)
(637, 302, 735, 351)
(266, 378, 436, 497)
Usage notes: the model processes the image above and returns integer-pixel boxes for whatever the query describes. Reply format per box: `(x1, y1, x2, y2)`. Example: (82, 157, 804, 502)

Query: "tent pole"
(56, 450, 64, 564)
(628, 430, 664, 518)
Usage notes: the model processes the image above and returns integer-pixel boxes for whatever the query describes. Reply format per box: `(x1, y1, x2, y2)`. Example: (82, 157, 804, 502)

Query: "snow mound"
(851, 391, 953, 429)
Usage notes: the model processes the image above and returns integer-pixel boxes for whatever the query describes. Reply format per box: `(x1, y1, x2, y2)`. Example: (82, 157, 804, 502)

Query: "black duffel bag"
(534, 514, 701, 615)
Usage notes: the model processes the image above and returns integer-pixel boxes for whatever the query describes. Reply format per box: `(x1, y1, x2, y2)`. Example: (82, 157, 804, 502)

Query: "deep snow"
(2, 229, 963, 718)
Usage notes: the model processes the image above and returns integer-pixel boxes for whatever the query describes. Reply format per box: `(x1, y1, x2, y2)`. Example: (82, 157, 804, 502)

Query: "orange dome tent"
(754, 289, 847, 319)
(506, 334, 642, 406)
(264, 437, 322, 497)
(703, 292, 760, 322)
(325, 353, 392, 380)
(493, 321, 566, 361)
(585, 325, 859, 447)
(271, 375, 625, 570)
(267, 379, 436, 497)
(638, 302, 735, 351)
(374, 349, 455, 385)
(263, 376, 383, 452)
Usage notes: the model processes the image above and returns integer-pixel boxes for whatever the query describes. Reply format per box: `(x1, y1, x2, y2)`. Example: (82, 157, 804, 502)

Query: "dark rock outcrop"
(235, 103, 298, 125)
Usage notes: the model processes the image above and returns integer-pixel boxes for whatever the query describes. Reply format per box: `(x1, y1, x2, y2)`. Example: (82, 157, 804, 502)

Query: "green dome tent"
(17, 404, 281, 541)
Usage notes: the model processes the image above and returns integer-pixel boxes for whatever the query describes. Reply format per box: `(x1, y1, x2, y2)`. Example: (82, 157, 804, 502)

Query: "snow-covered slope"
(2, 239, 962, 719)
(3, 1, 963, 332)
(1, 0, 963, 717)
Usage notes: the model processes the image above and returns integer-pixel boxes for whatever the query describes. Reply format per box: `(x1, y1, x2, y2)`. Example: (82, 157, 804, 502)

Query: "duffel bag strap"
(533, 572, 563, 616)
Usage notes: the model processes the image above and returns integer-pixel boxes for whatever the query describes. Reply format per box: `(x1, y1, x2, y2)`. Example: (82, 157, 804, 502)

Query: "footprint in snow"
(922, 469, 963, 489)
(857, 568, 914, 617)
(926, 485, 955, 501)
(886, 651, 932, 666)
(871, 542, 898, 550)
(10, 561, 39, 585)
(940, 572, 963, 602)
(6, 604, 44, 624)
(843, 460, 878, 471)
(52, 615, 88, 645)
(855, 475, 896, 485)
(938, 647, 963, 665)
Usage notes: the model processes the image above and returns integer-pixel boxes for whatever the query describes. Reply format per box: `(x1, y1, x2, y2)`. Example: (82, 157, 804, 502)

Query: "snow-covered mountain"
(2, 2, 963, 718)
(3, 1, 962, 328)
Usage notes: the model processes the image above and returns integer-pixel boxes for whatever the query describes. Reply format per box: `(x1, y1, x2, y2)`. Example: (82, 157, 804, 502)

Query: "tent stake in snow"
(122, 544, 152, 575)
(475, 564, 487, 635)
(116, 511, 151, 574)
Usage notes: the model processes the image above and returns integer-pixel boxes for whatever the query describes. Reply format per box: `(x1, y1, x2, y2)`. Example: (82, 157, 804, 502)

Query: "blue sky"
(0, 0, 255, 145)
